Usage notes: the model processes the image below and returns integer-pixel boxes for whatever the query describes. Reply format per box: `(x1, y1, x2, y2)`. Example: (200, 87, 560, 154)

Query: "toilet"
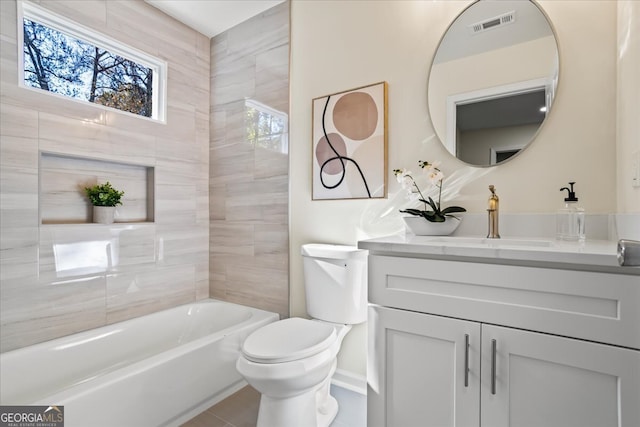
(236, 243, 368, 427)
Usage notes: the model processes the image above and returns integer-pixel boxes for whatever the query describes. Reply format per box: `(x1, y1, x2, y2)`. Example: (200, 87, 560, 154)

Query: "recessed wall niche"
(40, 152, 155, 224)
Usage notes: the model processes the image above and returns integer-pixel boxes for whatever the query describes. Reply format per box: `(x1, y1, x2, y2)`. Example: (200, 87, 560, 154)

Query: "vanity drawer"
(369, 255, 640, 349)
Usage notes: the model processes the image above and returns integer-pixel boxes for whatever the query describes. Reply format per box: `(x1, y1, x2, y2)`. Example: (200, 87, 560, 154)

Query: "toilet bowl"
(236, 318, 351, 427)
(236, 244, 368, 427)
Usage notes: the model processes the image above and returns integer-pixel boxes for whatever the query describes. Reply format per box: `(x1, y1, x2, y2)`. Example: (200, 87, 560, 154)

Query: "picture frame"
(311, 81, 388, 200)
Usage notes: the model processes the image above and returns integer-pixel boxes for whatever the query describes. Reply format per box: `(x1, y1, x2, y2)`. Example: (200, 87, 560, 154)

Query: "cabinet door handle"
(491, 339, 497, 395)
(464, 334, 470, 387)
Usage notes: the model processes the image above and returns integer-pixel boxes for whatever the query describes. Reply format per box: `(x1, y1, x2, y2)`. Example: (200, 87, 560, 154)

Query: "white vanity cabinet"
(368, 307, 480, 427)
(364, 252, 640, 427)
(480, 323, 638, 427)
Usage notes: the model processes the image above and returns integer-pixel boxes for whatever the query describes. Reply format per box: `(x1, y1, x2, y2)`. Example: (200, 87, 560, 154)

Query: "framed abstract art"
(311, 81, 388, 200)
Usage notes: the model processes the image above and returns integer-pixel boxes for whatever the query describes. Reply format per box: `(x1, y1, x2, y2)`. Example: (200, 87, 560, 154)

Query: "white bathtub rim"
(32, 310, 274, 407)
(1, 299, 278, 405)
(1, 298, 259, 357)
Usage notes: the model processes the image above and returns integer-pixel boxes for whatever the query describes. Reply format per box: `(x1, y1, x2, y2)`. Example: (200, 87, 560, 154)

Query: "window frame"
(17, 1, 167, 123)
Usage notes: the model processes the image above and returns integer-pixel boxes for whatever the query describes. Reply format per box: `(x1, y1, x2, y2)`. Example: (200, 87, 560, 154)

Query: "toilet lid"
(242, 318, 336, 363)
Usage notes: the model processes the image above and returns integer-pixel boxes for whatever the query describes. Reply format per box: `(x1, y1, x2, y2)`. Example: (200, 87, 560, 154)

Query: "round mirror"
(428, 0, 559, 166)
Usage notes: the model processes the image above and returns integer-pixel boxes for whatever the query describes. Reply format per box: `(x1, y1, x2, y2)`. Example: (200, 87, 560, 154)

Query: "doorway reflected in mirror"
(428, 0, 559, 167)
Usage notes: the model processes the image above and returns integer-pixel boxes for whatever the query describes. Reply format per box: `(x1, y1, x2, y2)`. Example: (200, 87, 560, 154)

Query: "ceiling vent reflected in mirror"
(469, 11, 516, 35)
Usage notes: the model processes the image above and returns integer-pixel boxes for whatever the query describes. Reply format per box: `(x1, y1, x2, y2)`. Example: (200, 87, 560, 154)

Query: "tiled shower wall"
(209, 2, 290, 319)
(0, 0, 210, 352)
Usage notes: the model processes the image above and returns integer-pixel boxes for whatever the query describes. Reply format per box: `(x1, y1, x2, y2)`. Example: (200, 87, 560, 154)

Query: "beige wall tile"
(0, 103, 39, 289)
(39, 112, 157, 165)
(106, 264, 194, 311)
(3, 85, 109, 124)
(0, 228, 38, 283)
(255, 44, 290, 112)
(107, 0, 196, 55)
(0, 274, 107, 352)
(0, 0, 209, 351)
(0, 135, 39, 168)
(0, 104, 38, 139)
(1, 0, 17, 40)
(29, 0, 108, 33)
(1, 0, 288, 350)
(209, 1, 289, 319)
(210, 223, 255, 256)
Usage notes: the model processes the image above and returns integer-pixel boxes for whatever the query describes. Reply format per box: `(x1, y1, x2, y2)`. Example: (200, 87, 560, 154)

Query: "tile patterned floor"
(181, 384, 366, 427)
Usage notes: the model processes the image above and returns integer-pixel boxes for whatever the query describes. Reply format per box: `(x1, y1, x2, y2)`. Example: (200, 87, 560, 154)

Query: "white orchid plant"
(393, 160, 466, 223)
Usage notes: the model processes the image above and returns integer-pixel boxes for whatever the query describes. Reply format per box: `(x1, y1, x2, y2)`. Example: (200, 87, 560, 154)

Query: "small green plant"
(84, 181, 124, 207)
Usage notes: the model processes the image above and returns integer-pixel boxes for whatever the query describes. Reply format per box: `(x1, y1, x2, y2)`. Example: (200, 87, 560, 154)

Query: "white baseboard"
(331, 369, 367, 395)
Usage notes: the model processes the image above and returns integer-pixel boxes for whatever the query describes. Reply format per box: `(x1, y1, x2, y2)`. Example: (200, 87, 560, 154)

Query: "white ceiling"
(145, 0, 285, 38)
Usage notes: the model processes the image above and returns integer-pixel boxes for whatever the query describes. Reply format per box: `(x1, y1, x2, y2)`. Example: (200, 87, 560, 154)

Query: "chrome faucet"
(487, 185, 500, 239)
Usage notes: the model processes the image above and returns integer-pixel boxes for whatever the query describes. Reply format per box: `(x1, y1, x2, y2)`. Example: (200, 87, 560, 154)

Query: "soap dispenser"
(556, 182, 585, 241)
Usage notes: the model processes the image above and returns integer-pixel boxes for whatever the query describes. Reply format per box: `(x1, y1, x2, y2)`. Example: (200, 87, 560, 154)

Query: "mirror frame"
(427, 0, 560, 167)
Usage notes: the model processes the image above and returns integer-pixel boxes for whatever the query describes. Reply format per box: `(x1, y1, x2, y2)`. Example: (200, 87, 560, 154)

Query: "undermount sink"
(423, 237, 556, 248)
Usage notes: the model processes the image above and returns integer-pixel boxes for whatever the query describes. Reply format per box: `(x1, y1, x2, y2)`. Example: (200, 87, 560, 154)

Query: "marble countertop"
(358, 234, 640, 275)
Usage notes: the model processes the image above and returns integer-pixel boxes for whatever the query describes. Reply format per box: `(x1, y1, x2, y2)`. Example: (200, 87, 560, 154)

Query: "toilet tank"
(301, 244, 368, 324)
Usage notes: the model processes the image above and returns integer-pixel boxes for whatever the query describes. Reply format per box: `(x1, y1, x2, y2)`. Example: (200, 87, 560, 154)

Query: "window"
(18, 1, 166, 121)
(245, 99, 288, 153)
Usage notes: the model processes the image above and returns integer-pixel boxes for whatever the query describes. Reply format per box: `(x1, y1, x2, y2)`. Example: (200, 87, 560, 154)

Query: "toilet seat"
(242, 318, 336, 364)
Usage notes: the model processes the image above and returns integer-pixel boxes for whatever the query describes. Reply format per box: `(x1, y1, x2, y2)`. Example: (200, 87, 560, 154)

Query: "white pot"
(93, 206, 116, 224)
(403, 216, 462, 236)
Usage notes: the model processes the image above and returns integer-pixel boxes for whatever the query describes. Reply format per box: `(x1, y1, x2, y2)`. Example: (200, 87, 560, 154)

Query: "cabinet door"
(368, 306, 481, 427)
(481, 324, 640, 427)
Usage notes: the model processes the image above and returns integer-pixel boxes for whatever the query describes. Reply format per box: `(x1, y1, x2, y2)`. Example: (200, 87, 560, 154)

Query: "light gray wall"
(0, 0, 210, 352)
(209, 2, 290, 319)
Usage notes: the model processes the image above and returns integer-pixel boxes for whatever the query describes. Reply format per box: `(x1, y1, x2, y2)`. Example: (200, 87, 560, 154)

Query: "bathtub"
(0, 299, 278, 427)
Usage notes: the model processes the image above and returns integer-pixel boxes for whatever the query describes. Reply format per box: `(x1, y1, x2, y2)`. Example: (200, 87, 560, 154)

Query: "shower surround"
(0, 0, 210, 352)
(209, 2, 290, 319)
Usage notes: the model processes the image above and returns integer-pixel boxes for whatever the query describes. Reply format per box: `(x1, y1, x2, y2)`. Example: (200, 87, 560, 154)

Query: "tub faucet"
(487, 185, 500, 239)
